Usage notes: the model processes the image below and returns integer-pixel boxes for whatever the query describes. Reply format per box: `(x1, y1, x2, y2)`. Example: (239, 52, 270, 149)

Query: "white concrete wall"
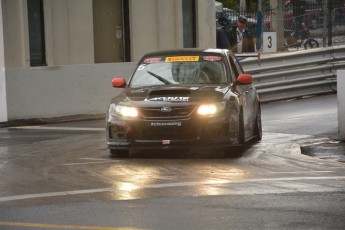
(0, 68, 7, 122)
(338, 70, 345, 141)
(4, 63, 136, 120)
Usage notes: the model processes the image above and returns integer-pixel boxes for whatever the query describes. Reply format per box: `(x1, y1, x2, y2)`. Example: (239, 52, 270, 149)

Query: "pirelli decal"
(165, 56, 199, 62)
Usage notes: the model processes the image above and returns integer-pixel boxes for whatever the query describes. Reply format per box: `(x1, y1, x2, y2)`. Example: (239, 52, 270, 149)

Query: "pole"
(322, 0, 327, 47)
(256, 0, 263, 52)
(327, 0, 333, 46)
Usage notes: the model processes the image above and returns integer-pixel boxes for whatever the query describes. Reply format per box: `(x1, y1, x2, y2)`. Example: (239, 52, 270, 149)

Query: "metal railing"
(220, 1, 345, 47)
(240, 45, 345, 103)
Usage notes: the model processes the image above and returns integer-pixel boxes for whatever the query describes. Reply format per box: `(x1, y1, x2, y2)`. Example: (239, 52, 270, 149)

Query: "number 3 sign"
(263, 32, 277, 53)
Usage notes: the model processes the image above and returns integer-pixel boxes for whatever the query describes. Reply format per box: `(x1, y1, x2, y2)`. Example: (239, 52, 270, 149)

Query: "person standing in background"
(216, 16, 231, 49)
(229, 16, 255, 53)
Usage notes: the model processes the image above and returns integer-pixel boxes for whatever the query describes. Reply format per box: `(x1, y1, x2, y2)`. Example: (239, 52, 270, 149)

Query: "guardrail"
(240, 46, 345, 103)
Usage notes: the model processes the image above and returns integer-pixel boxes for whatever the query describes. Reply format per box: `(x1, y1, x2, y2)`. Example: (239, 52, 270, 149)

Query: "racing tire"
(304, 39, 319, 49)
(110, 149, 129, 157)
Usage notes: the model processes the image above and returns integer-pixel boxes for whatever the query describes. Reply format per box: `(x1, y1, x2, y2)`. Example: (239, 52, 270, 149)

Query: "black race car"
(106, 49, 261, 156)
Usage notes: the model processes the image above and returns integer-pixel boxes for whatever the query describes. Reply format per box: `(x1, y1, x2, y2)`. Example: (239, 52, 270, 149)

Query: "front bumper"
(106, 115, 239, 151)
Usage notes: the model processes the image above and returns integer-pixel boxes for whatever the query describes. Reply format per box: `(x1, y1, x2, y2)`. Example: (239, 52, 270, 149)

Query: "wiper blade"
(147, 71, 172, 85)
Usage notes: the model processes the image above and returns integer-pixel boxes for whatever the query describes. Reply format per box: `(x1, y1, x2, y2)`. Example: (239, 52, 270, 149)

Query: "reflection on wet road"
(0, 127, 344, 204)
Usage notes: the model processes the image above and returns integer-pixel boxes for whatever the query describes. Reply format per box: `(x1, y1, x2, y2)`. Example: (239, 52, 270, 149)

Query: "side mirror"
(111, 78, 127, 88)
(237, 74, 253, 85)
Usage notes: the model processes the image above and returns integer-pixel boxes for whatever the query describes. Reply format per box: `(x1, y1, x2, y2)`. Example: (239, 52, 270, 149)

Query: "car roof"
(142, 48, 229, 58)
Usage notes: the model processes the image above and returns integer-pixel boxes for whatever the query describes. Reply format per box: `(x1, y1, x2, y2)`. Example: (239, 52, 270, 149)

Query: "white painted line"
(0, 188, 117, 202)
(62, 161, 123, 166)
(62, 158, 124, 166)
(1, 176, 345, 202)
(78, 158, 110, 161)
(12, 126, 105, 131)
(0, 221, 146, 230)
(265, 171, 341, 174)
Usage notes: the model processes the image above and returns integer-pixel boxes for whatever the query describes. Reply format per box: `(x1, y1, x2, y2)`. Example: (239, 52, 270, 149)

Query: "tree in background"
(217, 0, 237, 10)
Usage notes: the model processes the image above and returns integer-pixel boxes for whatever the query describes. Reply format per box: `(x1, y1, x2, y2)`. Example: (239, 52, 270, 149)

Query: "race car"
(106, 48, 261, 156)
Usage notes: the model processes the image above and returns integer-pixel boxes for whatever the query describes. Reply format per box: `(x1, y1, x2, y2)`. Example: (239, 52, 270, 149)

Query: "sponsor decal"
(137, 64, 146, 71)
(144, 57, 162, 63)
(162, 140, 171, 145)
(146, 97, 189, 102)
(151, 121, 182, 127)
(203, 56, 221, 61)
(161, 107, 172, 112)
(165, 56, 199, 62)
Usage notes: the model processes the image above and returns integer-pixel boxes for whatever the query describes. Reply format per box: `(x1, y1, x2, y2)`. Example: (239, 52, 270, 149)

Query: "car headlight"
(197, 103, 225, 116)
(108, 104, 138, 119)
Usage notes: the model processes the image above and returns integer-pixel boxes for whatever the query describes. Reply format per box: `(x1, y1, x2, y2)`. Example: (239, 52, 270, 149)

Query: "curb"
(0, 114, 105, 128)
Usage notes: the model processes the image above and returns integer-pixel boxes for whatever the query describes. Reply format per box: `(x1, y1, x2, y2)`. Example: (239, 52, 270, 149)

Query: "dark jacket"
(216, 26, 230, 49)
(228, 26, 255, 53)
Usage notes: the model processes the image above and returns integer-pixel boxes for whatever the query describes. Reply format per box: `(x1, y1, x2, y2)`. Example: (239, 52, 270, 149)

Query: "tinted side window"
(228, 53, 243, 79)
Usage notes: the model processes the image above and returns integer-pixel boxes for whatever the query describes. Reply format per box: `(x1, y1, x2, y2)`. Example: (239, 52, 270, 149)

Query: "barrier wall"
(2, 63, 135, 121)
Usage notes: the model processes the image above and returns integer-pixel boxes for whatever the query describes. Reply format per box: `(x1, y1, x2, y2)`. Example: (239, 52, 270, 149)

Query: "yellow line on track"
(0, 222, 147, 230)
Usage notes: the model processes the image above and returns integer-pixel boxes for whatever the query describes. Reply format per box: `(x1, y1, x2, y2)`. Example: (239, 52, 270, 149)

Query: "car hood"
(111, 85, 229, 107)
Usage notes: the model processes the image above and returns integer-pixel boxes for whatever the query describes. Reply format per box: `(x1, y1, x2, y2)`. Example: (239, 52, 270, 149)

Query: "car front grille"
(138, 124, 198, 140)
(140, 106, 195, 118)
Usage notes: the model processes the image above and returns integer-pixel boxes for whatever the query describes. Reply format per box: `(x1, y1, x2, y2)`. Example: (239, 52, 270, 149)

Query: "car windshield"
(129, 55, 229, 87)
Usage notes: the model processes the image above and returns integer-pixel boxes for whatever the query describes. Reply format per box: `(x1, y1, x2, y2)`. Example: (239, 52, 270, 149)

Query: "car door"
(228, 53, 255, 140)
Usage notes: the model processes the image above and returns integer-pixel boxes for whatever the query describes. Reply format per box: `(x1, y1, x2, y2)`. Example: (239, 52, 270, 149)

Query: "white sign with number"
(263, 32, 277, 52)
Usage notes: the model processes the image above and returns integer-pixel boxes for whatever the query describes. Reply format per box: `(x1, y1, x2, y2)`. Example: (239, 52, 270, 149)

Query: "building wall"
(44, 0, 94, 65)
(2, 0, 28, 67)
(130, 0, 216, 61)
(0, 0, 217, 122)
(196, 0, 216, 48)
(0, 1, 5, 67)
(130, 0, 184, 61)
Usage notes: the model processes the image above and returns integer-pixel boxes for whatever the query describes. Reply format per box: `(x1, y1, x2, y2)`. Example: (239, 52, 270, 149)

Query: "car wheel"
(304, 39, 319, 49)
(110, 149, 129, 157)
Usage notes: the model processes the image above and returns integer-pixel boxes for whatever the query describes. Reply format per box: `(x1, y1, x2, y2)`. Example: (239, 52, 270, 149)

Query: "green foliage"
(216, 0, 261, 11)
(216, 0, 238, 10)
